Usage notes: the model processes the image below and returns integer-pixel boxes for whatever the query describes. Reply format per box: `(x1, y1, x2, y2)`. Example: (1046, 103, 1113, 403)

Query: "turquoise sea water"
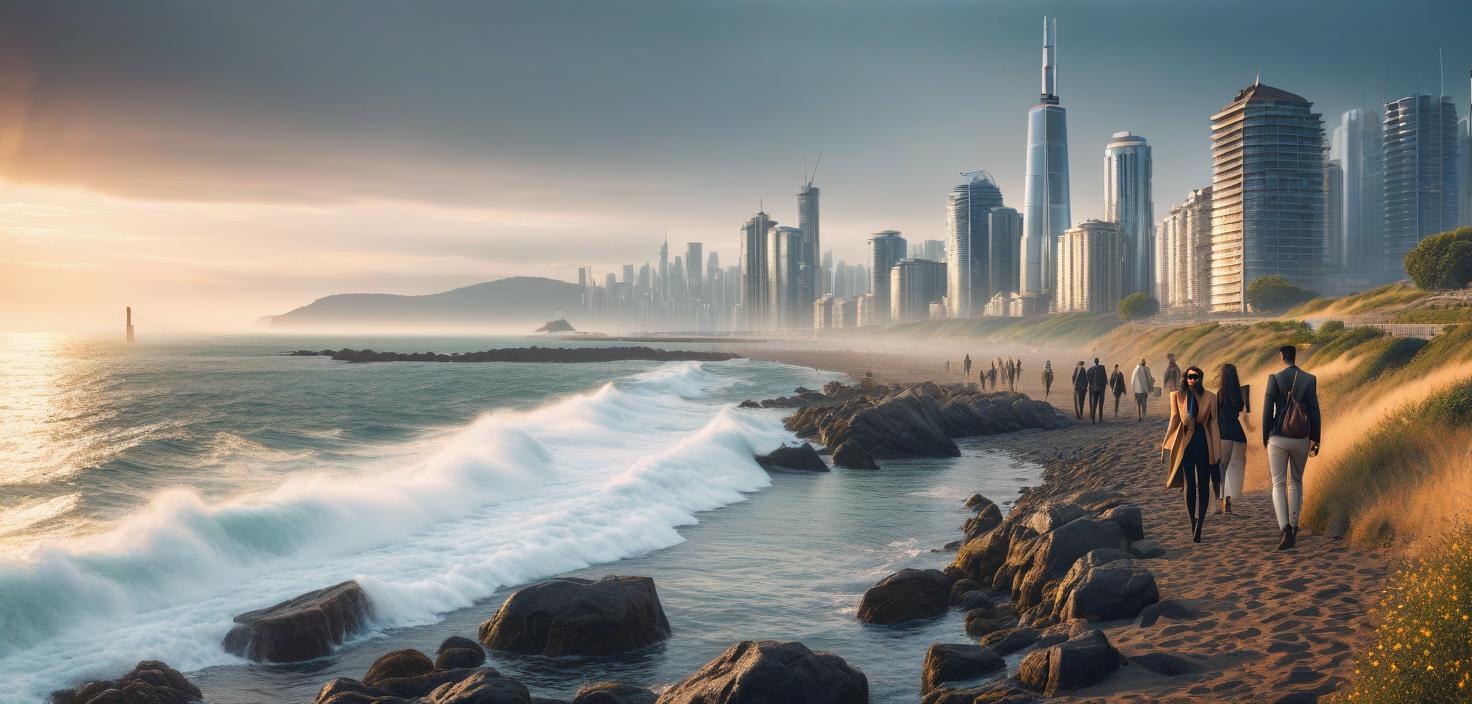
(0, 334, 1039, 703)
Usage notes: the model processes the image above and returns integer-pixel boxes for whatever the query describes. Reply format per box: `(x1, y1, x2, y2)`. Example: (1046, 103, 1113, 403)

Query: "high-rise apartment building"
(1055, 220, 1124, 313)
(945, 171, 1006, 318)
(1020, 17, 1071, 300)
(685, 242, 703, 298)
(1104, 131, 1154, 297)
(1383, 94, 1461, 281)
(890, 259, 947, 323)
(1331, 108, 1385, 284)
(1209, 81, 1325, 313)
(868, 230, 908, 324)
(1157, 187, 1212, 312)
(1324, 160, 1344, 286)
(739, 211, 776, 330)
(798, 179, 822, 304)
(767, 226, 808, 329)
(989, 207, 1024, 299)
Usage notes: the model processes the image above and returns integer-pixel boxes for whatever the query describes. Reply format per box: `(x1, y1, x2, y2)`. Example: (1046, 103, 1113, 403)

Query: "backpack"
(1278, 370, 1312, 439)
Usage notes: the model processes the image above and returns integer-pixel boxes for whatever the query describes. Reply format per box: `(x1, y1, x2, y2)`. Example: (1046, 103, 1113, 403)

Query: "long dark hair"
(1218, 363, 1243, 407)
(1183, 366, 1206, 396)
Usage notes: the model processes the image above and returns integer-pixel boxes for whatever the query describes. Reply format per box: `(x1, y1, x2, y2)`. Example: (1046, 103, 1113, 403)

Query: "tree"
(1404, 226, 1472, 290)
(1116, 292, 1160, 321)
(1246, 275, 1318, 313)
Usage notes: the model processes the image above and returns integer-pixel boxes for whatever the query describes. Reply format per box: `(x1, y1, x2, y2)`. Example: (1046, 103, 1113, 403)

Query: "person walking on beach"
(1163, 353, 1182, 394)
(1163, 365, 1221, 543)
(1004, 359, 1014, 391)
(986, 363, 997, 391)
(1071, 361, 1088, 420)
(1216, 363, 1250, 515)
(1042, 361, 1054, 398)
(1262, 345, 1321, 550)
(1131, 358, 1154, 421)
(1110, 364, 1126, 418)
(1087, 357, 1108, 423)
(963, 354, 972, 382)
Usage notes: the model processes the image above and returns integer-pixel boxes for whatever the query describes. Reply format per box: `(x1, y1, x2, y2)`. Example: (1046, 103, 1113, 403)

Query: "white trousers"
(1219, 438, 1246, 500)
(1267, 435, 1311, 530)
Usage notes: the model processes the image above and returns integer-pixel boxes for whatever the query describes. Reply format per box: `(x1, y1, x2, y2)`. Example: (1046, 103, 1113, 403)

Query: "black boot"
(1277, 526, 1295, 550)
(1193, 515, 1204, 543)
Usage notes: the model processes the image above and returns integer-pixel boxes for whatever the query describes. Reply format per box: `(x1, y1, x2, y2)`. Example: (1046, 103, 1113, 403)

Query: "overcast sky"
(2, 0, 1470, 332)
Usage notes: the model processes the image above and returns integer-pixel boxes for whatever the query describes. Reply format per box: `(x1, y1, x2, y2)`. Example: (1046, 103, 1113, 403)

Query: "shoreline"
(757, 346, 1388, 702)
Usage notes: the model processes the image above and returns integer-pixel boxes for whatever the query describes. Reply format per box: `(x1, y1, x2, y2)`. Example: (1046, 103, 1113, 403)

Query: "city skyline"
(4, 0, 1472, 331)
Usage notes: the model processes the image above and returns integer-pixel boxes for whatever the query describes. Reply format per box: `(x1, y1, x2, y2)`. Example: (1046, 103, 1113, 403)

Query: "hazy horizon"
(4, 0, 1471, 333)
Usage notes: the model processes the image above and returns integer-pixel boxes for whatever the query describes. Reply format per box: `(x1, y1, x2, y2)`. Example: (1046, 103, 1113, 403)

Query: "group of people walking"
(1056, 357, 1138, 424)
(1161, 345, 1321, 550)
(959, 354, 1022, 392)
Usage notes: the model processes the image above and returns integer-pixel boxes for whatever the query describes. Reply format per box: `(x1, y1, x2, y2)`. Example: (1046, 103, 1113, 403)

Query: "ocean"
(0, 334, 1040, 703)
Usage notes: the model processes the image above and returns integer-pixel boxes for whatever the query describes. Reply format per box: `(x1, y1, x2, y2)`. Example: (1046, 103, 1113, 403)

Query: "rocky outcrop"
(1016, 628, 1125, 696)
(921, 644, 1005, 693)
(963, 500, 1004, 542)
(1004, 517, 1128, 613)
(857, 568, 952, 625)
(572, 683, 657, 704)
(1029, 550, 1159, 627)
(49, 661, 203, 704)
(976, 627, 1041, 656)
(963, 602, 1018, 638)
(780, 383, 1065, 469)
(656, 640, 867, 704)
(753, 443, 828, 472)
(479, 576, 671, 656)
(222, 580, 373, 663)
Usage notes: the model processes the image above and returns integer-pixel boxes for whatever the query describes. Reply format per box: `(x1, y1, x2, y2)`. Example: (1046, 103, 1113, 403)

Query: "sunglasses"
(1185, 374, 1201, 380)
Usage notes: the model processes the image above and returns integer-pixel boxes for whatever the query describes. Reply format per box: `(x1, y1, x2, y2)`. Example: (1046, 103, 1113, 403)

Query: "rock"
(738, 400, 760, 409)
(656, 640, 868, 704)
(979, 627, 1042, 657)
(50, 661, 203, 704)
(222, 580, 373, 663)
(963, 602, 1017, 638)
(951, 529, 1012, 586)
(1101, 506, 1144, 543)
(1128, 539, 1166, 558)
(312, 677, 395, 704)
(921, 644, 1005, 693)
(857, 568, 952, 625)
(426, 670, 532, 704)
(951, 587, 993, 612)
(831, 441, 879, 469)
(1024, 503, 1087, 535)
(1016, 629, 1125, 696)
(1131, 652, 1199, 677)
(1049, 553, 1159, 625)
(435, 636, 487, 670)
(572, 683, 657, 704)
(963, 493, 991, 510)
(365, 650, 436, 688)
(963, 503, 1004, 541)
(1066, 489, 1127, 513)
(1007, 518, 1127, 613)
(948, 579, 982, 605)
(754, 443, 829, 472)
(479, 576, 671, 656)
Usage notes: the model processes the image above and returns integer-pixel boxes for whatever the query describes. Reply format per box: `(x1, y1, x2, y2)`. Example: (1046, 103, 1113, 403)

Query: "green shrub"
(1405, 226, 1472, 290)
(1248, 274, 1319, 313)
(1336, 522, 1472, 702)
(1319, 320, 1346, 336)
(1116, 293, 1160, 321)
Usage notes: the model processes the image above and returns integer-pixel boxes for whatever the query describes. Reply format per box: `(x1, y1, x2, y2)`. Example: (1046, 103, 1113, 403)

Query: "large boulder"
(857, 568, 952, 625)
(1100, 506, 1144, 543)
(313, 667, 524, 704)
(222, 580, 373, 663)
(365, 649, 435, 687)
(1007, 518, 1127, 613)
(964, 602, 1018, 638)
(1052, 554, 1159, 625)
(1016, 629, 1125, 696)
(426, 670, 532, 704)
(479, 576, 671, 656)
(436, 636, 487, 670)
(572, 683, 657, 704)
(963, 501, 1004, 542)
(831, 441, 878, 470)
(976, 627, 1041, 656)
(951, 529, 1013, 585)
(50, 661, 203, 704)
(754, 444, 828, 472)
(656, 640, 867, 704)
(921, 644, 1004, 693)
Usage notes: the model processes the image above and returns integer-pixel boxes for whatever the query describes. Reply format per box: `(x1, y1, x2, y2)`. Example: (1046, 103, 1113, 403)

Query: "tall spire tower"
(1019, 16, 1071, 303)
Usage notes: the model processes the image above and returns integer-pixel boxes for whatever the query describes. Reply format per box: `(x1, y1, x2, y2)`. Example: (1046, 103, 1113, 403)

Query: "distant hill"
(266, 276, 584, 331)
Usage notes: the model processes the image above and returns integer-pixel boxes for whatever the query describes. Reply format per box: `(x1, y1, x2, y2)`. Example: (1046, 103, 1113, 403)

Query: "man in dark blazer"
(1262, 344, 1321, 550)
(1086, 357, 1108, 423)
(1071, 361, 1088, 420)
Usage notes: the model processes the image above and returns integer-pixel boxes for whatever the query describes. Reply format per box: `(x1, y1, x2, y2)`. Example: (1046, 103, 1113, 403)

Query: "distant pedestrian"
(1262, 345, 1321, 550)
(986, 363, 997, 390)
(1110, 364, 1126, 418)
(1042, 361, 1054, 398)
(1163, 353, 1182, 394)
(963, 354, 973, 381)
(1005, 359, 1016, 391)
(1163, 365, 1222, 543)
(1215, 363, 1250, 515)
(1086, 357, 1108, 423)
(1131, 358, 1154, 421)
(1071, 361, 1088, 420)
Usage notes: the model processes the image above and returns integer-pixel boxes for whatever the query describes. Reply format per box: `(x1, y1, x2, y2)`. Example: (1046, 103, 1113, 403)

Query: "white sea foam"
(0, 361, 799, 703)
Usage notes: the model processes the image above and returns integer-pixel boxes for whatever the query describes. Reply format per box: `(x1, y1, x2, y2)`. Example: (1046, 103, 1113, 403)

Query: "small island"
(285, 346, 740, 363)
(535, 318, 576, 333)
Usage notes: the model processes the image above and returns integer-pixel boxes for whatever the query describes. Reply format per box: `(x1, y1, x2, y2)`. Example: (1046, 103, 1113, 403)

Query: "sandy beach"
(750, 345, 1388, 703)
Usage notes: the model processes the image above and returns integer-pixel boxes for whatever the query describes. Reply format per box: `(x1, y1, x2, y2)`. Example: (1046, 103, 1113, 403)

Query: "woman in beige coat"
(1162, 365, 1222, 543)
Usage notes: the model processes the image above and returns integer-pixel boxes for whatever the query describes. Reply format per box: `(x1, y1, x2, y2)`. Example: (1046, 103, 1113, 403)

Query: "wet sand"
(750, 346, 1387, 703)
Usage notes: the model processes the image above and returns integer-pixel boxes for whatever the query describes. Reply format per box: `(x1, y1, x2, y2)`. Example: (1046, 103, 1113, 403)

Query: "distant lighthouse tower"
(126, 306, 136, 343)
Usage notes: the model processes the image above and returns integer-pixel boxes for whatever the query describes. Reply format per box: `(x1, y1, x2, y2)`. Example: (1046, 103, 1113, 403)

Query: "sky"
(2, 0, 1471, 333)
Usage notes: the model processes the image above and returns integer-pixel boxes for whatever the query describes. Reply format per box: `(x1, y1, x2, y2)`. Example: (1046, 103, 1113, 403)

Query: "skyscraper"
(868, 230, 907, 324)
(1324, 159, 1344, 282)
(890, 258, 947, 323)
(1209, 81, 1325, 313)
(739, 211, 776, 330)
(1331, 108, 1385, 283)
(685, 242, 703, 298)
(798, 173, 821, 305)
(988, 207, 1023, 299)
(1158, 187, 1212, 313)
(1020, 17, 1071, 301)
(1104, 131, 1153, 297)
(767, 225, 807, 329)
(945, 171, 1005, 318)
(1055, 220, 1124, 313)
(1460, 115, 1472, 227)
(1383, 94, 1461, 281)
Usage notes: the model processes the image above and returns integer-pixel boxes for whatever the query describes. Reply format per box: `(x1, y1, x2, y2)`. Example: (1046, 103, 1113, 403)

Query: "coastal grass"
(1333, 522, 1472, 703)
(1285, 283, 1428, 319)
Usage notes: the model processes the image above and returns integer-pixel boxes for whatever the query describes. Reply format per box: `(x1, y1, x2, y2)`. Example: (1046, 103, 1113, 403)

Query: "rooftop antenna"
(1439, 46, 1445, 98)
